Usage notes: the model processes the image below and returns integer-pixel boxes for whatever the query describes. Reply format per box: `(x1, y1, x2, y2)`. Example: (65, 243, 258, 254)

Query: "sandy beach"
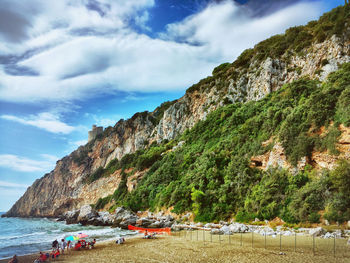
(1, 232, 349, 263)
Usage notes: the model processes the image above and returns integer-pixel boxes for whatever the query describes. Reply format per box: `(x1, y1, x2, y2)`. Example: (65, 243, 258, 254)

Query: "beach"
(1, 233, 349, 263)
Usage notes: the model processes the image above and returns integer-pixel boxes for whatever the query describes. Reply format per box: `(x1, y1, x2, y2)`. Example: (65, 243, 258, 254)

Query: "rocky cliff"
(4, 5, 350, 218)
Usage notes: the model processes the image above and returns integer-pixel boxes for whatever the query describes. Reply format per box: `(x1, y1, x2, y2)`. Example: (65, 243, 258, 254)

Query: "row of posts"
(180, 229, 337, 257)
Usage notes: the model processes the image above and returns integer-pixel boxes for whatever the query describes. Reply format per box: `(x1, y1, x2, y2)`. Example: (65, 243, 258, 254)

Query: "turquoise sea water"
(0, 212, 134, 259)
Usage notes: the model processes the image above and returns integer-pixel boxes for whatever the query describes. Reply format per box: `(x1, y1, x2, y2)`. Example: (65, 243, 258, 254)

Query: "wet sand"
(2, 232, 349, 263)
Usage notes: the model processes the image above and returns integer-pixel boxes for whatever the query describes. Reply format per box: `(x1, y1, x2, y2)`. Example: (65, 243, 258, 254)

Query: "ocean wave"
(0, 232, 46, 241)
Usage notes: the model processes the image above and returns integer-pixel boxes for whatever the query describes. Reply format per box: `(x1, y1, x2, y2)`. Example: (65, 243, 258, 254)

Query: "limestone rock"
(64, 210, 79, 224)
(309, 227, 326, 237)
(77, 205, 98, 225)
(4, 25, 350, 218)
(229, 223, 249, 233)
(211, 228, 223, 235)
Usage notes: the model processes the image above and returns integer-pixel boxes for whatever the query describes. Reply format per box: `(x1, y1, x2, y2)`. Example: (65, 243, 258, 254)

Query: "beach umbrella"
(77, 233, 88, 239)
(65, 235, 79, 241)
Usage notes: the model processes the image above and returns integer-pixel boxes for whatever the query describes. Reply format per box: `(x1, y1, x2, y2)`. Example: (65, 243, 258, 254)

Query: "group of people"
(73, 239, 96, 250)
(31, 238, 96, 262)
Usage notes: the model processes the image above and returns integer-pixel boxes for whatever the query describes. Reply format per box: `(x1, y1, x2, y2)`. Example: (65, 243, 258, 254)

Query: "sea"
(0, 212, 135, 260)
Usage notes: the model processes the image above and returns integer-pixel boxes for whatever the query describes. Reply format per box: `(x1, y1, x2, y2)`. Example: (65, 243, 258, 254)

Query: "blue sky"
(0, 0, 344, 211)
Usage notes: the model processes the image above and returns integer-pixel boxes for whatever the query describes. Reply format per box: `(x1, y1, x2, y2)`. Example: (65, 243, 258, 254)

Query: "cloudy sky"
(0, 0, 343, 211)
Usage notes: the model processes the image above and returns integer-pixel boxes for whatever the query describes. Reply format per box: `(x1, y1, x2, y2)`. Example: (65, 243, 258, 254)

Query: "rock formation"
(3, 10, 350, 218)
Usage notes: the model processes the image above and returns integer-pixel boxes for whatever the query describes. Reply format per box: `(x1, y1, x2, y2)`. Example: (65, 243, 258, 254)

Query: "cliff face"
(5, 9, 350, 217)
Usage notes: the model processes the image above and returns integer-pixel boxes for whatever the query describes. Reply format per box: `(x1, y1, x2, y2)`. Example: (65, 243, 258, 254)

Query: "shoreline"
(1, 232, 349, 263)
(0, 234, 143, 263)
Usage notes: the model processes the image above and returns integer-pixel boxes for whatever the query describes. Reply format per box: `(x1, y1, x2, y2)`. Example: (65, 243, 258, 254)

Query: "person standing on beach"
(52, 239, 59, 249)
(60, 239, 67, 253)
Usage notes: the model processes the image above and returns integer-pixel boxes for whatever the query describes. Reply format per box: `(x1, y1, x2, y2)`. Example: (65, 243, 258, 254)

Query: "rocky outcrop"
(251, 125, 350, 172)
(59, 206, 174, 229)
(4, 19, 350, 218)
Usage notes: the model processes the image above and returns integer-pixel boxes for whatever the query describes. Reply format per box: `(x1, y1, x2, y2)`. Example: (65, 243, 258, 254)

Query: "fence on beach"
(172, 229, 350, 259)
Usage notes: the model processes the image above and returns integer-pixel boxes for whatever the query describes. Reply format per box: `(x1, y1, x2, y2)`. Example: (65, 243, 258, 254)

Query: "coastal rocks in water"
(114, 207, 138, 229)
(136, 217, 155, 227)
(77, 205, 98, 225)
(96, 211, 115, 226)
(309, 227, 326, 237)
(64, 210, 80, 224)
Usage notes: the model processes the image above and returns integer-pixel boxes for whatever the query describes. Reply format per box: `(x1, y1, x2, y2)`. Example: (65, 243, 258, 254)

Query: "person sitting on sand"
(34, 252, 48, 263)
(116, 236, 125, 244)
(8, 255, 18, 263)
(50, 249, 60, 259)
(143, 230, 152, 239)
(81, 239, 87, 248)
(88, 238, 96, 249)
(74, 240, 82, 251)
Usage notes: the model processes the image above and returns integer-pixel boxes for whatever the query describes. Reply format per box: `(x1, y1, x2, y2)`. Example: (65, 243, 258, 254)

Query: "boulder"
(114, 207, 138, 229)
(309, 227, 326, 237)
(77, 205, 98, 225)
(195, 222, 204, 228)
(220, 225, 232, 235)
(283, 231, 294, 236)
(211, 228, 223, 235)
(323, 232, 334, 239)
(163, 221, 174, 228)
(64, 210, 80, 224)
(219, 221, 228, 226)
(97, 211, 115, 226)
(136, 217, 155, 227)
(149, 221, 162, 228)
(229, 223, 249, 233)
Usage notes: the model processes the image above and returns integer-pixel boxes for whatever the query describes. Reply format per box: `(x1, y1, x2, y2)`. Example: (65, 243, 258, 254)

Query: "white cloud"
(163, 1, 322, 60)
(0, 154, 57, 172)
(0, 180, 29, 188)
(1, 112, 75, 134)
(73, 140, 88, 147)
(0, 0, 326, 103)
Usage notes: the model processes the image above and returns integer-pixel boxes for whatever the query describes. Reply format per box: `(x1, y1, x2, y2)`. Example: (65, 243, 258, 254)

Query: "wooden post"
(279, 233, 282, 251)
(229, 234, 231, 245)
(240, 232, 243, 246)
(264, 233, 266, 249)
(252, 232, 254, 248)
(294, 232, 296, 252)
(197, 229, 198, 241)
(333, 235, 336, 257)
(312, 235, 315, 256)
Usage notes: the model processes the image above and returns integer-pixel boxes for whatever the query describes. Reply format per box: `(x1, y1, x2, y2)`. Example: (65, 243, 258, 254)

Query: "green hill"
(93, 61, 350, 224)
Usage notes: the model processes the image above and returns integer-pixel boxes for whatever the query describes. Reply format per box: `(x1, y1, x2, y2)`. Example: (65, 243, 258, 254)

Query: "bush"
(308, 212, 321, 223)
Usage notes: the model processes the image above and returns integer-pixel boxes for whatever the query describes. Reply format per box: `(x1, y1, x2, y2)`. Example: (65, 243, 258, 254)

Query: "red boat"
(128, 225, 171, 234)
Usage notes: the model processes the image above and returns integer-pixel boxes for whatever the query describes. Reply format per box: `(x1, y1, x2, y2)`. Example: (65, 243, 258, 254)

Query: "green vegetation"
(95, 63, 350, 223)
(186, 5, 350, 95)
(87, 5, 350, 220)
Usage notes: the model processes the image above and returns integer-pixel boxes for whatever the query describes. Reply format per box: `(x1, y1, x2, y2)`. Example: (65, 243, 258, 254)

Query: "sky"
(0, 0, 343, 211)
